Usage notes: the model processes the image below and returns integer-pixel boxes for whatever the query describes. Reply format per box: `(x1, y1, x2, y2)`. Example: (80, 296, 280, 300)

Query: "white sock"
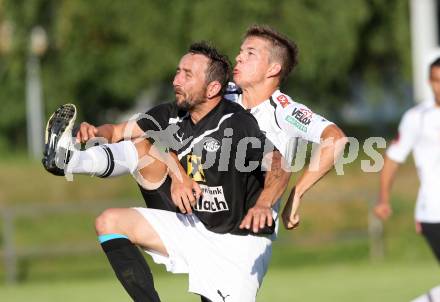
(411, 285, 440, 302)
(66, 141, 139, 177)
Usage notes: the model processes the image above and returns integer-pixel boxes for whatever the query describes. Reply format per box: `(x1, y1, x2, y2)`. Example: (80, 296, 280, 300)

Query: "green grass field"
(1, 155, 438, 301)
(1, 261, 439, 302)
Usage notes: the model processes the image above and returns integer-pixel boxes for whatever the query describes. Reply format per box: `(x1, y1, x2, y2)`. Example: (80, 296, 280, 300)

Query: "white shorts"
(133, 207, 272, 302)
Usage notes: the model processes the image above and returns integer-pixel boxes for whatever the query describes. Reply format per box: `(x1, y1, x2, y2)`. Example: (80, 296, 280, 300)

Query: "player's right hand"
(374, 202, 392, 220)
(76, 122, 98, 143)
(239, 203, 273, 234)
(281, 188, 301, 230)
(170, 173, 202, 214)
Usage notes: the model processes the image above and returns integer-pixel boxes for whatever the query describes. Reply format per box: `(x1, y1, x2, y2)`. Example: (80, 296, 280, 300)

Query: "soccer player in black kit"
(43, 42, 289, 302)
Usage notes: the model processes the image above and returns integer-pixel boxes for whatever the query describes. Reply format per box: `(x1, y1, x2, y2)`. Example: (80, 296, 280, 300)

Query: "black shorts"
(137, 177, 179, 212)
(421, 222, 440, 262)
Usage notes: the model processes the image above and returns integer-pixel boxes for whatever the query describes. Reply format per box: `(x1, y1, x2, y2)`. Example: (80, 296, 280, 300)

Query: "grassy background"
(0, 154, 438, 301)
(1, 262, 439, 301)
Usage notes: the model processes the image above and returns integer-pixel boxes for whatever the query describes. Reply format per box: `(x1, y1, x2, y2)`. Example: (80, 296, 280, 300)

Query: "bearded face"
(174, 83, 207, 111)
(173, 53, 210, 111)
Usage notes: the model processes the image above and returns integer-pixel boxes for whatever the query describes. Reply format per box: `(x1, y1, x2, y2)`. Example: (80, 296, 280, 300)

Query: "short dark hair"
(430, 57, 440, 72)
(188, 42, 231, 96)
(245, 25, 298, 83)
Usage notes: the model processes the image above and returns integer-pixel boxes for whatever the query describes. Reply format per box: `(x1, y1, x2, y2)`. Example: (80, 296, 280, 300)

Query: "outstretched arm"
(239, 151, 291, 233)
(77, 103, 175, 144)
(374, 155, 400, 220)
(76, 120, 145, 144)
(282, 124, 347, 229)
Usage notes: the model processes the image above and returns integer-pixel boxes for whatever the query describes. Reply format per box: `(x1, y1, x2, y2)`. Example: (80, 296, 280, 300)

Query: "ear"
(206, 81, 222, 99)
(267, 62, 282, 79)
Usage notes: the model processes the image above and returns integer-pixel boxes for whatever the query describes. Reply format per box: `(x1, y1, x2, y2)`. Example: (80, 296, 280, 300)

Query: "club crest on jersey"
(187, 155, 206, 182)
(276, 94, 290, 108)
(194, 185, 229, 212)
(203, 138, 220, 152)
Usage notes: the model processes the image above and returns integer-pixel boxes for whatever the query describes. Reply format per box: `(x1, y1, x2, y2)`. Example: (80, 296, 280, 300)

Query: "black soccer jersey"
(137, 100, 273, 235)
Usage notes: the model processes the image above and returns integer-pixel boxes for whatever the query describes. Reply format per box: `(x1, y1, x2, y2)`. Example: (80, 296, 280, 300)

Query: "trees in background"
(0, 0, 411, 149)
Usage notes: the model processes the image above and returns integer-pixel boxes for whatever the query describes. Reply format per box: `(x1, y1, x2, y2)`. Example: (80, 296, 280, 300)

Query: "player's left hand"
(239, 203, 273, 233)
(76, 122, 98, 143)
(170, 173, 202, 214)
(373, 202, 392, 220)
(415, 220, 422, 234)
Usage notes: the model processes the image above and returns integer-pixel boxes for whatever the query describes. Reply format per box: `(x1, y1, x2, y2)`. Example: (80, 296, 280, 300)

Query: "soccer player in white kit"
(230, 25, 346, 230)
(374, 57, 440, 302)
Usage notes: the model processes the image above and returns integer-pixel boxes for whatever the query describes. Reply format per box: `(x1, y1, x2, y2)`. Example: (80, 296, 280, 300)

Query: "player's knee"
(95, 208, 121, 235)
(133, 139, 152, 157)
(134, 170, 167, 191)
(132, 141, 168, 190)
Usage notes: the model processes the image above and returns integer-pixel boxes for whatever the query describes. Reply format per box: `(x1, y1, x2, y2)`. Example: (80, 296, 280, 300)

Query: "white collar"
(238, 89, 282, 110)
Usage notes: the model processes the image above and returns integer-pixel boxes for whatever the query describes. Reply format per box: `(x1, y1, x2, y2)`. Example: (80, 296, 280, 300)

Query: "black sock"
(100, 237, 160, 302)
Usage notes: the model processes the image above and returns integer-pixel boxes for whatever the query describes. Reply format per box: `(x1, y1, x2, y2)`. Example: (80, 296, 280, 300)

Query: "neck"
(241, 81, 279, 109)
(190, 97, 222, 124)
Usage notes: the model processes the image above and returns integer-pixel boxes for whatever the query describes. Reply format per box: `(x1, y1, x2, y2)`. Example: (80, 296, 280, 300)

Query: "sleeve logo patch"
(276, 94, 290, 108)
(284, 107, 313, 132)
(285, 115, 307, 132)
(292, 107, 312, 125)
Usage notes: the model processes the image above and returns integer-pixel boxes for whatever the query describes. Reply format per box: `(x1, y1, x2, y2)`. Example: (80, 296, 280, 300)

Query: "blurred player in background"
(375, 57, 440, 302)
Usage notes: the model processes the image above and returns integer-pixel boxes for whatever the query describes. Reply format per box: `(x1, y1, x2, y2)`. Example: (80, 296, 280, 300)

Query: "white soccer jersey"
(225, 83, 334, 164)
(225, 83, 334, 236)
(387, 101, 440, 222)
